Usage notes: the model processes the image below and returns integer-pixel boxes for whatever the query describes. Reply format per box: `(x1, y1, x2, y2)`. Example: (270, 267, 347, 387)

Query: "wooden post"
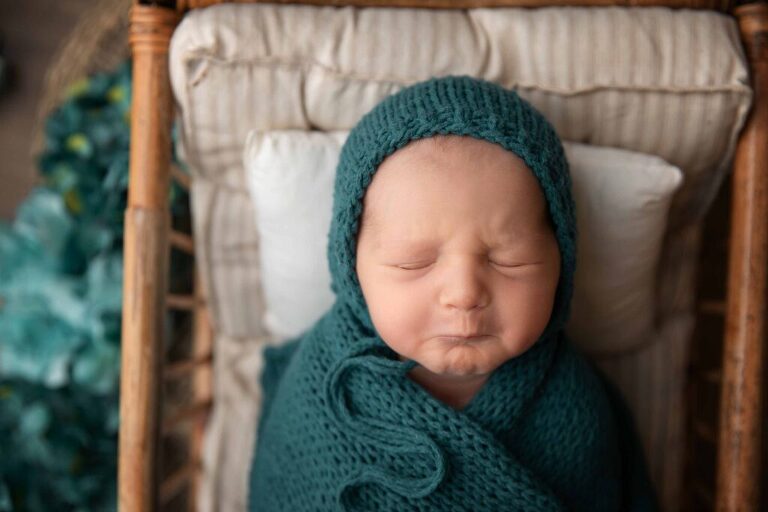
(119, 4, 180, 512)
(717, 3, 768, 511)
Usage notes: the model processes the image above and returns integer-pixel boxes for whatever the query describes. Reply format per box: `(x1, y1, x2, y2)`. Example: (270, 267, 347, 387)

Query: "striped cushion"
(168, 4, 752, 512)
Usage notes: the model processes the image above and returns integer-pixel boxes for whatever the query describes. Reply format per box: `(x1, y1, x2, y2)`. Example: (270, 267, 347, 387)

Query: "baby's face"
(355, 135, 561, 379)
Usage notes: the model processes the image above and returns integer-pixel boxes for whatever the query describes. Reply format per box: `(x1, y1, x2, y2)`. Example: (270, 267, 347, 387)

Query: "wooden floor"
(0, 0, 91, 220)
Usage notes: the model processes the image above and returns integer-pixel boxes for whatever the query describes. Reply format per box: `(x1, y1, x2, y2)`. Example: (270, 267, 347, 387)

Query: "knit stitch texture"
(247, 76, 659, 511)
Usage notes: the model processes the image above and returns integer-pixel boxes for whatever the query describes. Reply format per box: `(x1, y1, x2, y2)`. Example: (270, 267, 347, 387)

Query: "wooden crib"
(118, 0, 768, 511)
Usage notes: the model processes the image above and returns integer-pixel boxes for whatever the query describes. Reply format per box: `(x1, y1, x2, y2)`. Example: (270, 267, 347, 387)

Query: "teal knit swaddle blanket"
(248, 76, 659, 511)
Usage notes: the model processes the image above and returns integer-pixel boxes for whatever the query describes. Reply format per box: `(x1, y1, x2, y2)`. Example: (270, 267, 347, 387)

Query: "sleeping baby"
(248, 75, 659, 511)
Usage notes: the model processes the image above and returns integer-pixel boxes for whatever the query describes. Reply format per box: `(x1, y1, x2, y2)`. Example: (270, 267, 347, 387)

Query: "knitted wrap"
(248, 76, 658, 511)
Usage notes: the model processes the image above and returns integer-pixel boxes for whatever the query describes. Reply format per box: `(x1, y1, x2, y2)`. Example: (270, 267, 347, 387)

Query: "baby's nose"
(438, 261, 490, 311)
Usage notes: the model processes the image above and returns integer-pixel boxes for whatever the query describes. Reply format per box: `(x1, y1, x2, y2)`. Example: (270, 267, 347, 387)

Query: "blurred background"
(1, 0, 91, 220)
(0, 1, 189, 509)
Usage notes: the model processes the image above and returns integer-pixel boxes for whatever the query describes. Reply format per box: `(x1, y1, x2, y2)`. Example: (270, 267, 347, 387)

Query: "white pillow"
(244, 130, 683, 354)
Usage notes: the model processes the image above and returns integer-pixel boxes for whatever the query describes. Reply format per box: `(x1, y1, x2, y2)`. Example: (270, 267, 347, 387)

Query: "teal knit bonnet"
(327, 75, 577, 342)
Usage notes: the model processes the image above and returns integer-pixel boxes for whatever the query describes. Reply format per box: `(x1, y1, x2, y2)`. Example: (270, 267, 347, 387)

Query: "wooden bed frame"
(119, 0, 768, 510)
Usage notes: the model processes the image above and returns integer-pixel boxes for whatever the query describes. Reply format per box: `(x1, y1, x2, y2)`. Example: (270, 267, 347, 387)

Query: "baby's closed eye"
(393, 258, 544, 271)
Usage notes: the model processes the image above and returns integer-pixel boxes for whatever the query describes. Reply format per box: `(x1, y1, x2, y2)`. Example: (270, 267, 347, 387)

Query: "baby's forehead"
(359, 136, 551, 240)
(366, 136, 541, 202)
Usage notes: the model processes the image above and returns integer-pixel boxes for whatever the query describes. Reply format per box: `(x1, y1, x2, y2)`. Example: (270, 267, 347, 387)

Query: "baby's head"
(355, 135, 561, 378)
(327, 76, 576, 382)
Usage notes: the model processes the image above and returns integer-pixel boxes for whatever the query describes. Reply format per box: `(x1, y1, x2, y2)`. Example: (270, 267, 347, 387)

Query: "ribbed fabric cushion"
(168, 4, 752, 511)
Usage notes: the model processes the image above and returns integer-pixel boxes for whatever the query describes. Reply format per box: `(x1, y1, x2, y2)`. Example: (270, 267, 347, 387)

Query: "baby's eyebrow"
(490, 229, 544, 245)
(384, 238, 439, 251)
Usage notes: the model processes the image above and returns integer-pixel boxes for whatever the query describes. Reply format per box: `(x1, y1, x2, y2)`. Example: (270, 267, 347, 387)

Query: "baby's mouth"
(435, 334, 488, 344)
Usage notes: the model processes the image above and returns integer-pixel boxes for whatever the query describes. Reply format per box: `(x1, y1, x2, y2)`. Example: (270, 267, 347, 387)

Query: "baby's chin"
(419, 344, 500, 377)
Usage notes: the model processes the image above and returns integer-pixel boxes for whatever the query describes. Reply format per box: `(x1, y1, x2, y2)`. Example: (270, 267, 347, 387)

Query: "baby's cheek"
(497, 282, 555, 345)
(370, 291, 426, 356)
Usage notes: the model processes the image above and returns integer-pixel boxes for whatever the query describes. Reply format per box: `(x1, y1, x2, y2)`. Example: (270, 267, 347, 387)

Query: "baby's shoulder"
(514, 338, 621, 465)
(513, 339, 624, 510)
(261, 337, 303, 393)
(543, 339, 617, 427)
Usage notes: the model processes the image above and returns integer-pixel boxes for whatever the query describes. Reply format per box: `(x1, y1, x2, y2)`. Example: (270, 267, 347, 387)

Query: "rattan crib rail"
(119, 1, 768, 511)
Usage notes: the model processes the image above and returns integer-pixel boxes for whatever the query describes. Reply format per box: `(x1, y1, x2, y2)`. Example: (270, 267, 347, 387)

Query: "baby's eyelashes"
(396, 262, 434, 271)
(489, 261, 529, 268)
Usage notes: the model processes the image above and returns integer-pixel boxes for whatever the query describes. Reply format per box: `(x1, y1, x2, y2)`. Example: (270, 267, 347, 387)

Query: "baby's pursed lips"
(435, 333, 487, 341)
